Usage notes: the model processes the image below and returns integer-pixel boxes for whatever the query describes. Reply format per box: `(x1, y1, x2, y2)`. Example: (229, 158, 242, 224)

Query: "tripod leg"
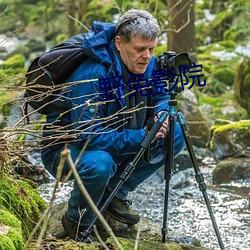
(177, 112, 225, 250)
(81, 112, 168, 240)
(162, 114, 175, 243)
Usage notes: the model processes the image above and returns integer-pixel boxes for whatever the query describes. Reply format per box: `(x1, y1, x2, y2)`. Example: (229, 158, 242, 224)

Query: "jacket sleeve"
(65, 60, 146, 156)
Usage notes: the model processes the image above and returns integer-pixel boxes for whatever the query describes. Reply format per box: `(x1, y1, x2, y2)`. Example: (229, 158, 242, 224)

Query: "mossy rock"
(43, 202, 211, 250)
(28, 237, 211, 250)
(209, 120, 250, 160)
(0, 174, 47, 239)
(213, 157, 250, 184)
(106, 237, 210, 250)
(0, 209, 24, 250)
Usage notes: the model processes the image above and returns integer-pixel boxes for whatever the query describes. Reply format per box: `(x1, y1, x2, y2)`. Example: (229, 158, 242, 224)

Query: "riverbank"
(38, 155, 250, 250)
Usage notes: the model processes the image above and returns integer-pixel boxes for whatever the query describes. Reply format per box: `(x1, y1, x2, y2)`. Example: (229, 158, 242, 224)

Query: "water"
(38, 157, 250, 250)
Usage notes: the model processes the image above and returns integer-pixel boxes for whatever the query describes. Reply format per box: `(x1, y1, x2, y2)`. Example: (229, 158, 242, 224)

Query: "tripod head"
(156, 51, 192, 97)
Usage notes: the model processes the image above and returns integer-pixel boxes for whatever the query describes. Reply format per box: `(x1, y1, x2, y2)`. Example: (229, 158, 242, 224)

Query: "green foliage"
(0, 54, 26, 87)
(1, 54, 25, 69)
(234, 57, 250, 115)
(154, 44, 167, 57)
(196, 39, 241, 95)
(198, 90, 248, 121)
(199, 95, 224, 107)
(212, 67, 235, 86)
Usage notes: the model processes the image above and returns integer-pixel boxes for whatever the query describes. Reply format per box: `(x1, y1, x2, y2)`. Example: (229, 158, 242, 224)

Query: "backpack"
(24, 34, 87, 115)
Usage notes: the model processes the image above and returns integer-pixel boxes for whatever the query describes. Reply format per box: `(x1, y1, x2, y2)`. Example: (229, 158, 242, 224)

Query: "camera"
(156, 51, 192, 78)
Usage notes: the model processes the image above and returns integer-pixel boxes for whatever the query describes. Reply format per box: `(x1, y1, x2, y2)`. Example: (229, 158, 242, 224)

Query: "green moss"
(1, 54, 25, 69)
(0, 209, 24, 249)
(7, 228, 24, 249)
(0, 54, 26, 86)
(209, 120, 250, 150)
(217, 40, 237, 51)
(106, 237, 207, 250)
(212, 67, 235, 86)
(0, 175, 47, 239)
(0, 209, 21, 229)
(199, 95, 224, 107)
(0, 235, 16, 250)
(213, 120, 250, 133)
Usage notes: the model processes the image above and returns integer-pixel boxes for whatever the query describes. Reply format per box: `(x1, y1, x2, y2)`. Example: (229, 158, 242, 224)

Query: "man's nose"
(142, 49, 151, 59)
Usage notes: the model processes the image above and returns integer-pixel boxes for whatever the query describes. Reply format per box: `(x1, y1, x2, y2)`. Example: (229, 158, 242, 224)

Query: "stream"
(38, 155, 250, 250)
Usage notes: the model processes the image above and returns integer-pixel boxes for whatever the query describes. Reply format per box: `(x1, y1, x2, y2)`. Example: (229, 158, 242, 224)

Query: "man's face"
(115, 35, 157, 74)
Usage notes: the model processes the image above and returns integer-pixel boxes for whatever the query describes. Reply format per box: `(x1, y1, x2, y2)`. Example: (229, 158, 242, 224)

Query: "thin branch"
(93, 225, 110, 250)
(134, 220, 142, 250)
(68, 14, 90, 32)
(62, 148, 124, 250)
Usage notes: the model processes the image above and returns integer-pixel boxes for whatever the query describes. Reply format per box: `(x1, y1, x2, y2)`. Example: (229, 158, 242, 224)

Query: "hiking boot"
(105, 196, 140, 225)
(61, 213, 97, 243)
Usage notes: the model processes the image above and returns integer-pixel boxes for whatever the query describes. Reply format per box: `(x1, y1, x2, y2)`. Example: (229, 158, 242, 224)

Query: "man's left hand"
(154, 111, 169, 139)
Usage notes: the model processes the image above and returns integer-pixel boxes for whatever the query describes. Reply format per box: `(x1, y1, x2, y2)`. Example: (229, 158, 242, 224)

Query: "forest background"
(0, 0, 250, 126)
(0, 1, 250, 249)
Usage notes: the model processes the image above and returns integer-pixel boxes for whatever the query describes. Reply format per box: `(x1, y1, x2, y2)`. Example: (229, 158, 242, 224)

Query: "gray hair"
(115, 9, 160, 43)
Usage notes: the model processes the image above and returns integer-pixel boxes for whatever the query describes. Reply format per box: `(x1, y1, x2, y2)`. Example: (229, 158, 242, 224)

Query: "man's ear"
(115, 36, 122, 51)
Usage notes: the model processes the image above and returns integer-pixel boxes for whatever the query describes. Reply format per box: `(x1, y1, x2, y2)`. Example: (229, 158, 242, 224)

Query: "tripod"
(82, 81, 225, 249)
(161, 81, 225, 249)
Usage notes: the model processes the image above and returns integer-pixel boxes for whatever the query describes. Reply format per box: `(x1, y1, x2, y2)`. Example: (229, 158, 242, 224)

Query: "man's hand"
(154, 111, 169, 139)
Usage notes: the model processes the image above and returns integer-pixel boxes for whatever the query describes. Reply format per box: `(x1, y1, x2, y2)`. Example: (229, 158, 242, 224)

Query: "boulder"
(42, 201, 211, 250)
(178, 91, 211, 148)
(209, 120, 250, 160)
(213, 157, 250, 184)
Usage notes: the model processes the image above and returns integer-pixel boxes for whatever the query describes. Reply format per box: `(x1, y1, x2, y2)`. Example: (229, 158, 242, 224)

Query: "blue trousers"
(41, 122, 185, 226)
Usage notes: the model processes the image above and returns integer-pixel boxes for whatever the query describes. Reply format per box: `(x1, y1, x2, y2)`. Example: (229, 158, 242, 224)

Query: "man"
(41, 9, 185, 241)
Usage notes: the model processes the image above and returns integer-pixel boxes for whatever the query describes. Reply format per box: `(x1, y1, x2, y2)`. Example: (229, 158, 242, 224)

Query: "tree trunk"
(67, 0, 76, 36)
(78, 0, 88, 20)
(167, 0, 196, 61)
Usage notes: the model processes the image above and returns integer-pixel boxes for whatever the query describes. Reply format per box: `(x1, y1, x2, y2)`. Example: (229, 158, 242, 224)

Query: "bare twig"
(68, 14, 90, 32)
(134, 220, 142, 250)
(93, 225, 110, 250)
(61, 148, 124, 250)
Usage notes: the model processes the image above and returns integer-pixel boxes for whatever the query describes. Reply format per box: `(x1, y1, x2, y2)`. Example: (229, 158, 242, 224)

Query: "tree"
(166, 0, 196, 61)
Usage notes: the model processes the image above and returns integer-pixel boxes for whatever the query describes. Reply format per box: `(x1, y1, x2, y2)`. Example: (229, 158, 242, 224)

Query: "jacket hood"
(82, 21, 116, 65)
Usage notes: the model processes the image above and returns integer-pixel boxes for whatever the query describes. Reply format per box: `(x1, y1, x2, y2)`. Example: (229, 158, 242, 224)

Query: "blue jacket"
(44, 21, 170, 156)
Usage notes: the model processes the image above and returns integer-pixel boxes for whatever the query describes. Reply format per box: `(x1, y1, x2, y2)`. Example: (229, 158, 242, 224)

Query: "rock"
(170, 168, 193, 189)
(221, 105, 237, 116)
(213, 157, 250, 184)
(44, 201, 212, 250)
(180, 90, 199, 105)
(209, 120, 250, 160)
(179, 99, 211, 148)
